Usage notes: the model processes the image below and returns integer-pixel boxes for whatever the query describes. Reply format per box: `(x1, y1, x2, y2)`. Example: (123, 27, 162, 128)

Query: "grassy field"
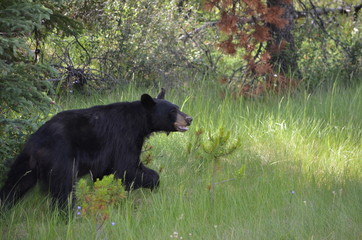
(1, 81, 362, 240)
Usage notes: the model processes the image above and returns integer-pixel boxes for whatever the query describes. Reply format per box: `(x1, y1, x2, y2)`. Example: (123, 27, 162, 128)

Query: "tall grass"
(1, 80, 361, 239)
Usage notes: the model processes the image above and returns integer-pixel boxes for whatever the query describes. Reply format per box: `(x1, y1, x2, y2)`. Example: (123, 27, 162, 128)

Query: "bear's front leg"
(125, 163, 159, 190)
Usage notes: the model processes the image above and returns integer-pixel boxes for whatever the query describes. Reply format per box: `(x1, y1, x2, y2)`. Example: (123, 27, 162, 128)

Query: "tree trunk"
(267, 0, 300, 78)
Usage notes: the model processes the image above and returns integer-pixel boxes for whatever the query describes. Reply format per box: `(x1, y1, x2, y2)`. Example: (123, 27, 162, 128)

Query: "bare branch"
(294, 4, 362, 19)
(179, 21, 217, 41)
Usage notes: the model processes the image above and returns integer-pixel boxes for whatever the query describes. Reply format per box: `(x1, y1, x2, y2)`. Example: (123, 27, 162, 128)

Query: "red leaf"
(252, 24, 270, 42)
(239, 32, 249, 47)
(204, 0, 221, 10)
(268, 40, 288, 53)
(261, 52, 271, 62)
(255, 62, 273, 75)
(219, 77, 228, 84)
(217, 36, 237, 55)
(262, 6, 287, 29)
(218, 12, 238, 34)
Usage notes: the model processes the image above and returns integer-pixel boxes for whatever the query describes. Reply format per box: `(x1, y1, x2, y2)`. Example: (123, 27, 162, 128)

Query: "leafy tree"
(195, 0, 361, 95)
(294, 1, 361, 88)
(202, 0, 300, 96)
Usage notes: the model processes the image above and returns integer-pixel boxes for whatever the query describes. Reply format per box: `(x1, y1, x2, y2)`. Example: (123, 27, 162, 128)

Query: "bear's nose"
(185, 116, 193, 125)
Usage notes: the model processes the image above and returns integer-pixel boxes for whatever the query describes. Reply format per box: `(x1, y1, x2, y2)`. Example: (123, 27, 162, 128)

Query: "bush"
(44, 0, 218, 90)
(76, 175, 127, 223)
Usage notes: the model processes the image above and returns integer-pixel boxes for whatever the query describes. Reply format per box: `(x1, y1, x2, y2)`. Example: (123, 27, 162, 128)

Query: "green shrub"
(0, 63, 56, 182)
(0, 0, 56, 183)
(187, 127, 244, 204)
(76, 175, 127, 223)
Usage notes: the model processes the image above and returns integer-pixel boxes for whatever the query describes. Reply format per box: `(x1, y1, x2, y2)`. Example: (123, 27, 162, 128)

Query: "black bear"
(0, 88, 192, 208)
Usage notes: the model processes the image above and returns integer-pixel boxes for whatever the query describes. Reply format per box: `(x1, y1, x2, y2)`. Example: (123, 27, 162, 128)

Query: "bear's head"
(141, 88, 192, 133)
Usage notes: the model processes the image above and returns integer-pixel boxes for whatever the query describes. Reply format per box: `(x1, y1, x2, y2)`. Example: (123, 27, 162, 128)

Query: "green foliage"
(40, 0, 84, 37)
(187, 127, 242, 168)
(186, 128, 204, 162)
(295, 1, 362, 88)
(76, 175, 127, 223)
(201, 127, 241, 160)
(201, 128, 241, 201)
(43, 0, 213, 90)
(0, 0, 86, 179)
(0, 0, 51, 66)
(187, 127, 242, 203)
(0, 0, 58, 181)
(37, 0, 362, 93)
(0, 64, 55, 162)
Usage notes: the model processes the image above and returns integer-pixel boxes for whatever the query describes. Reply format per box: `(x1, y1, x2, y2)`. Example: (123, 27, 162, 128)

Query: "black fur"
(0, 90, 192, 208)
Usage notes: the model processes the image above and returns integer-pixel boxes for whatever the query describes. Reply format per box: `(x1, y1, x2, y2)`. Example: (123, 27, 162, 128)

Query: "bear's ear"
(141, 94, 156, 108)
(156, 88, 166, 99)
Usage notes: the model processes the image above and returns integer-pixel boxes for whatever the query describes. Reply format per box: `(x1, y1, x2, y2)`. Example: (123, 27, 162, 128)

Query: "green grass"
(1, 81, 362, 240)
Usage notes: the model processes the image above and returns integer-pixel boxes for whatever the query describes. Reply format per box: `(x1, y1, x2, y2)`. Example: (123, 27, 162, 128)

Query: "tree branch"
(294, 3, 362, 19)
(179, 4, 362, 42)
(179, 21, 217, 41)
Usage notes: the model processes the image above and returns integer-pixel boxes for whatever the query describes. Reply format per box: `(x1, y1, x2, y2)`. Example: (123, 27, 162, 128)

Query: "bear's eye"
(170, 108, 177, 114)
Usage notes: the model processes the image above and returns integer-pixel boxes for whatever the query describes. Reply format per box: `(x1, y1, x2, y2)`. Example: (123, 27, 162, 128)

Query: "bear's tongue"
(178, 126, 188, 132)
(174, 123, 188, 132)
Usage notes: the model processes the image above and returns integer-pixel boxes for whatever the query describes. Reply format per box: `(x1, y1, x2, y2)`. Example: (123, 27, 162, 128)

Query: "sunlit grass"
(1, 80, 361, 239)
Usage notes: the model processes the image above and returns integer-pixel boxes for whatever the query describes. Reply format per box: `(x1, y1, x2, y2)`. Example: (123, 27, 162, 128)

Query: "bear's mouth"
(174, 123, 189, 132)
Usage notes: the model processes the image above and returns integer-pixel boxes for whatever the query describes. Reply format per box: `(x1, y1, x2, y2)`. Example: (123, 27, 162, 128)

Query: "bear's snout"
(174, 112, 192, 132)
(185, 116, 192, 126)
